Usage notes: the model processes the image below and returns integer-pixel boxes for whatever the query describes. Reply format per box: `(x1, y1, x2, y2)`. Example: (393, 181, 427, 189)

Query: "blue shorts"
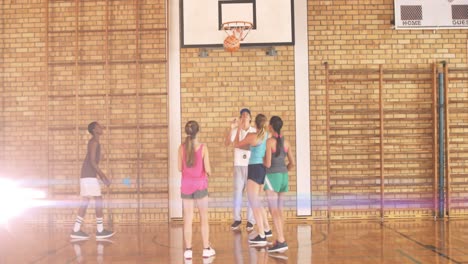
(248, 164, 266, 185)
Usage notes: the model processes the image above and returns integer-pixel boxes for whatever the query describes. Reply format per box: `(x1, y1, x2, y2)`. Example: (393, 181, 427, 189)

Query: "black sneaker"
(231, 220, 242, 230)
(246, 222, 254, 232)
(96, 229, 115, 239)
(268, 240, 288, 253)
(70, 230, 90, 239)
(249, 234, 267, 245)
(264, 229, 273, 238)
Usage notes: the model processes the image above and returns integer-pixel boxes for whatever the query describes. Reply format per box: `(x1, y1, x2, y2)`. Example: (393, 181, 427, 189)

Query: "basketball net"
(222, 21, 252, 52)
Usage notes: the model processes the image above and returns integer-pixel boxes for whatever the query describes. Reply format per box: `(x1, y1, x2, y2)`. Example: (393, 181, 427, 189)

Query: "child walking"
(70, 121, 115, 240)
(178, 120, 216, 260)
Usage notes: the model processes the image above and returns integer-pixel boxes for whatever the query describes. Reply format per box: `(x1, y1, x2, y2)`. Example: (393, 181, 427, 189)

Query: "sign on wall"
(394, 0, 468, 29)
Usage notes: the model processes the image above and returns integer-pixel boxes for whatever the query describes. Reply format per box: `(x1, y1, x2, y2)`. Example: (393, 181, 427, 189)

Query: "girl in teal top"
(234, 113, 272, 245)
(249, 132, 268, 165)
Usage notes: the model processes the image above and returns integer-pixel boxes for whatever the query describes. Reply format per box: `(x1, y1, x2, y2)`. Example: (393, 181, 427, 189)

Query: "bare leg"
(94, 196, 103, 218)
(247, 180, 264, 236)
(183, 199, 194, 249)
(77, 197, 90, 218)
(266, 190, 285, 242)
(72, 198, 90, 234)
(259, 189, 271, 231)
(197, 196, 210, 248)
(277, 192, 285, 242)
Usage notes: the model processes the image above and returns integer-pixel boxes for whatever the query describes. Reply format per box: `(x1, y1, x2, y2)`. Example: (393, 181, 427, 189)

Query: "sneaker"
(70, 238, 89, 245)
(70, 230, 90, 239)
(202, 247, 216, 258)
(246, 222, 254, 232)
(249, 234, 267, 245)
(184, 249, 192, 259)
(202, 256, 215, 264)
(268, 253, 289, 260)
(268, 240, 288, 253)
(264, 229, 273, 238)
(231, 220, 242, 230)
(96, 229, 115, 239)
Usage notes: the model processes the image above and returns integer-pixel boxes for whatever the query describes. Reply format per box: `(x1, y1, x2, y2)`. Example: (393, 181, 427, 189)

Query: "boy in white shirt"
(224, 108, 256, 231)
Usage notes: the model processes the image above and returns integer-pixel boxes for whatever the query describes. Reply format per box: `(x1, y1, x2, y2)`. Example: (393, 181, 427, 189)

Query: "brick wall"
(1, 0, 468, 223)
(308, 0, 467, 218)
(179, 47, 297, 220)
(1, 0, 47, 187)
(0, 1, 4, 170)
(1, 0, 169, 223)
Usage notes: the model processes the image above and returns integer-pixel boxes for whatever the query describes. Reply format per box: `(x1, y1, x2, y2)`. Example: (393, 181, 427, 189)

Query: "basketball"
(223, 35, 240, 52)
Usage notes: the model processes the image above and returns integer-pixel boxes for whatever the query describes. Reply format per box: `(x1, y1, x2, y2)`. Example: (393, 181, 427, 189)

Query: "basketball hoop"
(222, 21, 253, 52)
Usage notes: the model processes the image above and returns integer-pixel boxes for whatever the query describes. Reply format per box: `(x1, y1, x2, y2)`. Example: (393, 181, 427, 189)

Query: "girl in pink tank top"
(181, 143, 208, 194)
(177, 120, 215, 260)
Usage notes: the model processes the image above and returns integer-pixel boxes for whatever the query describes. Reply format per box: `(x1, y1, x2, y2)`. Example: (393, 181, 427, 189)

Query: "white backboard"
(181, 0, 294, 47)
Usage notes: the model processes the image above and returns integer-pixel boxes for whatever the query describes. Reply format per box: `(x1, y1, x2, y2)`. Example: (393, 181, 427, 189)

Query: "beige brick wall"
(1, 0, 48, 183)
(1, 0, 169, 223)
(179, 47, 297, 220)
(308, 0, 468, 218)
(1, 0, 468, 223)
(0, 2, 4, 170)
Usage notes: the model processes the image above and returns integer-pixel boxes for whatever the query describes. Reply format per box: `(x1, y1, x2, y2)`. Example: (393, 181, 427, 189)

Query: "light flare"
(0, 178, 47, 224)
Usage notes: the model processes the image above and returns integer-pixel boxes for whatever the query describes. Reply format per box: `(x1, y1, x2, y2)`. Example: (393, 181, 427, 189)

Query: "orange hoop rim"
(221, 21, 253, 41)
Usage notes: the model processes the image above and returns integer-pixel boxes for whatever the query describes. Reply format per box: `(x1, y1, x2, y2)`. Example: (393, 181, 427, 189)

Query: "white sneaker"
(202, 247, 216, 258)
(203, 256, 216, 264)
(184, 249, 192, 259)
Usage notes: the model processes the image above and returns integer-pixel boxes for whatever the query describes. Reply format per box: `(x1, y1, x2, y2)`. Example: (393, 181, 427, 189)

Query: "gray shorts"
(181, 189, 208, 199)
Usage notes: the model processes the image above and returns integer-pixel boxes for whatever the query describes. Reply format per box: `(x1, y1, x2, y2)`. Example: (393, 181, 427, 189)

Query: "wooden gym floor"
(1, 218, 468, 264)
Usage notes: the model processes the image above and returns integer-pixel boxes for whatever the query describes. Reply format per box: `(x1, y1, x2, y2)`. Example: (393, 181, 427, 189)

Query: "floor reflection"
(70, 238, 115, 263)
(1, 219, 468, 263)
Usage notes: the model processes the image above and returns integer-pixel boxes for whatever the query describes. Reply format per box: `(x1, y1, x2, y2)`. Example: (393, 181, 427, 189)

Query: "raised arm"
(224, 128, 233, 147)
(224, 118, 239, 147)
(234, 130, 255, 148)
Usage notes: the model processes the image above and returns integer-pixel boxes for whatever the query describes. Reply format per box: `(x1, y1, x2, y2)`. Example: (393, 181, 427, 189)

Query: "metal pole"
(379, 65, 384, 221)
(74, 0, 80, 203)
(324, 62, 331, 219)
(135, 0, 142, 218)
(432, 63, 438, 219)
(438, 71, 445, 218)
(443, 63, 450, 217)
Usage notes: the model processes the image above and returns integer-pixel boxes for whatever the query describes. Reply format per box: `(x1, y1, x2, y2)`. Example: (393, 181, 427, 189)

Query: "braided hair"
(184, 120, 199, 167)
(269, 116, 283, 157)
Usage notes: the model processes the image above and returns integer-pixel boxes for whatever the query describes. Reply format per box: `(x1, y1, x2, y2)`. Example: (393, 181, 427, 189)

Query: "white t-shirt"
(230, 126, 256, 166)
